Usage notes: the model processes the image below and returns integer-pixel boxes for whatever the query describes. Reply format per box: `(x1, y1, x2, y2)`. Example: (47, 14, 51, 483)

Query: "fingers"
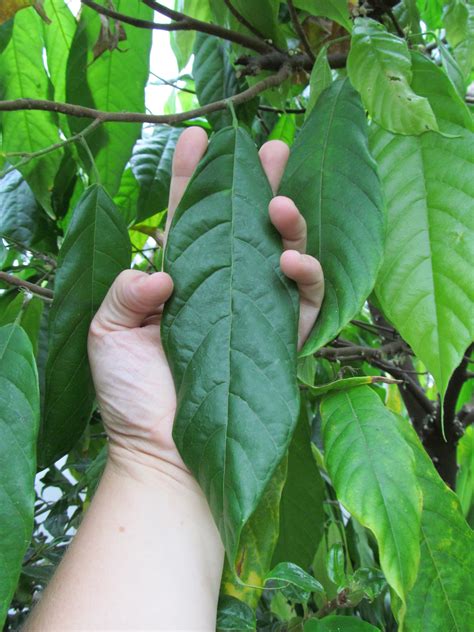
(269, 196, 307, 253)
(280, 250, 325, 348)
(259, 140, 290, 194)
(166, 127, 208, 237)
(90, 270, 174, 335)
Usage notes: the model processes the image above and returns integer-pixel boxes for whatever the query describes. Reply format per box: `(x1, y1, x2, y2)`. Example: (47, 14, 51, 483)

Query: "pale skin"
(24, 127, 325, 632)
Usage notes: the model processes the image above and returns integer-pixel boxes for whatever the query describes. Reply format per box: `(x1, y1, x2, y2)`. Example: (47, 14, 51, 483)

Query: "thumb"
(91, 270, 174, 335)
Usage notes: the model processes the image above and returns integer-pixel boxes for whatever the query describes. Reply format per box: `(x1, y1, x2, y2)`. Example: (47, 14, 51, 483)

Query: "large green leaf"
(279, 79, 385, 354)
(42, 0, 76, 104)
(347, 18, 437, 135)
(293, 0, 352, 31)
(39, 185, 131, 466)
(130, 126, 183, 222)
(395, 415, 474, 631)
(66, 1, 152, 196)
(0, 6, 62, 214)
(272, 399, 325, 570)
(222, 459, 287, 609)
(371, 53, 474, 400)
(320, 387, 422, 616)
(0, 324, 39, 625)
(162, 126, 300, 563)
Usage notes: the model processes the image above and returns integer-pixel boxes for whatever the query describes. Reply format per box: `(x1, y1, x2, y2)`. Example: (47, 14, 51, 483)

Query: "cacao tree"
(0, 0, 473, 630)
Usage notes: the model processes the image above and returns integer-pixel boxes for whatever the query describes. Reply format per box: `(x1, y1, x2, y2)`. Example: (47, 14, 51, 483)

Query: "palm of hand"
(88, 127, 324, 471)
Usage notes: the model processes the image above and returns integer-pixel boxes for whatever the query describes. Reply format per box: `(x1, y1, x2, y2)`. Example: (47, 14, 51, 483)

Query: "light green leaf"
(371, 52, 474, 400)
(66, 1, 152, 196)
(113, 167, 140, 226)
(171, 0, 212, 69)
(443, 0, 469, 48)
(0, 6, 62, 214)
(279, 78, 385, 354)
(306, 47, 332, 119)
(131, 126, 183, 221)
(162, 126, 300, 564)
(395, 415, 474, 631)
(456, 424, 474, 517)
(39, 185, 131, 466)
(393, 0, 423, 43)
(452, 2, 474, 78)
(42, 0, 76, 104)
(327, 543, 345, 586)
(293, 0, 352, 32)
(230, 0, 283, 46)
(0, 324, 39, 625)
(222, 459, 287, 609)
(268, 114, 297, 145)
(304, 376, 398, 397)
(304, 616, 381, 632)
(216, 595, 256, 632)
(320, 387, 422, 615)
(347, 18, 437, 135)
(272, 400, 325, 570)
(438, 40, 467, 97)
(416, 0, 444, 29)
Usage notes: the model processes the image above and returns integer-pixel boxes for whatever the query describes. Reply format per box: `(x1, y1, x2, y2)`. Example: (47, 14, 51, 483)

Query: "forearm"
(25, 449, 224, 631)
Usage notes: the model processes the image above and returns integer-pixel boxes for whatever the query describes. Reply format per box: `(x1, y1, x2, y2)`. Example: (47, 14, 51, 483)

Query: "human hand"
(87, 127, 324, 476)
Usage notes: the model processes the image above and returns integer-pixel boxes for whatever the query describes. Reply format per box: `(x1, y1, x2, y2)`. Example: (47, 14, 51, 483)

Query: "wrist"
(106, 441, 205, 499)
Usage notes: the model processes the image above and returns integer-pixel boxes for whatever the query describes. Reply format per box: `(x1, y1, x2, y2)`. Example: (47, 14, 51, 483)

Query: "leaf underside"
(162, 126, 300, 563)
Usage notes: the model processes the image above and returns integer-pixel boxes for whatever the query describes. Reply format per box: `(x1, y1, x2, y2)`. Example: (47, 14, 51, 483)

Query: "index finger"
(165, 126, 209, 239)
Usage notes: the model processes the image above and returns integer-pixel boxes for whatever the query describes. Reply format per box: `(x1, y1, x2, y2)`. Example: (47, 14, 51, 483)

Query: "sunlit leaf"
(347, 18, 437, 135)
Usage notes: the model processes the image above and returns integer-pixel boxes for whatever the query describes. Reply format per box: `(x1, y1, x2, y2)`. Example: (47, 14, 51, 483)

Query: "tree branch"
(287, 0, 315, 62)
(236, 50, 347, 75)
(0, 64, 292, 125)
(0, 271, 53, 300)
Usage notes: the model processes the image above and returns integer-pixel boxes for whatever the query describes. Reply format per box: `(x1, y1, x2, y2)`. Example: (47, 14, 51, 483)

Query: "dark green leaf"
(0, 170, 53, 248)
(347, 567, 386, 602)
(304, 616, 381, 631)
(66, 1, 152, 196)
(162, 126, 300, 564)
(39, 185, 131, 466)
(0, 18, 13, 53)
(320, 387, 422, 616)
(0, 324, 39, 624)
(216, 595, 256, 632)
(130, 126, 183, 221)
(279, 79, 384, 354)
(0, 294, 43, 354)
(272, 401, 325, 570)
(266, 562, 324, 595)
(395, 415, 474, 630)
(371, 53, 474, 400)
(113, 167, 140, 226)
(347, 18, 437, 135)
(0, 7, 63, 214)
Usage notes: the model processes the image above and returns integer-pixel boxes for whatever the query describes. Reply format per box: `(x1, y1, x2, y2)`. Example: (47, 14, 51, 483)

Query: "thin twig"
(81, 0, 273, 54)
(149, 72, 196, 94)
(258, 104, 305, 114)
(0, 119, 101, 179)
(287, 0, 315, 62)
(0, 271, 54, 300)
(0, 64, 292, 125)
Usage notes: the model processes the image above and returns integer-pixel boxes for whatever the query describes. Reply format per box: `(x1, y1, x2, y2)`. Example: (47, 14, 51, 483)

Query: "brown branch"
(315, 589, 351, 619)
(258, 104, 305, 114)
(287, 0, 315, 62)
(0, 271, 53, 300)
(0, 64, 292, 125)
(236, 51, 347, 75)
